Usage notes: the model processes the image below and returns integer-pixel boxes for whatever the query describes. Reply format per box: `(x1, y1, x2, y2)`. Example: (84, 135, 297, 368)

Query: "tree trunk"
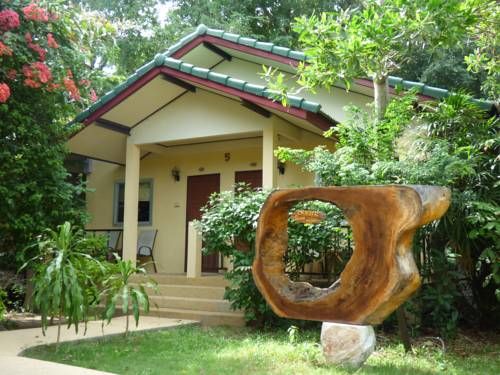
(374, 76, 389, 120)
(396, 307, 412, 353)
(23, 268, 34, 310)
(125, 312, 129, 336)
(56, 308, 63, 350)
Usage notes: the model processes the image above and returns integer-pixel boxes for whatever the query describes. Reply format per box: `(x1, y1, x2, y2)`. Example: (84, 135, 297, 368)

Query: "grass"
(23, 325, 499, 375)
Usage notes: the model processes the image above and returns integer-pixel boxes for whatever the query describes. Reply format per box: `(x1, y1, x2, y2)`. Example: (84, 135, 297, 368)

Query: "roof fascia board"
(202, 42, 232, 61)
(161, 73, 196, 92)
(95, 118, 131, 135)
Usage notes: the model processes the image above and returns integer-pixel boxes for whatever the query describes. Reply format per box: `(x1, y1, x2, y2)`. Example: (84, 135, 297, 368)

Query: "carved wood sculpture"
(253, 185, 451, 325)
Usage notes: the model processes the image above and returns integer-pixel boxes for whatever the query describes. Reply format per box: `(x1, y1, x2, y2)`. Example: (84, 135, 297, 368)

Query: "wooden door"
(185, 174, 220, 273)
(235, 170, 263, 189)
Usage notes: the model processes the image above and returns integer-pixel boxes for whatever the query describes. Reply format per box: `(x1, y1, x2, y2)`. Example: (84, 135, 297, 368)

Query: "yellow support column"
(122, 140, 140, 265)
(262, 123, 278, 189)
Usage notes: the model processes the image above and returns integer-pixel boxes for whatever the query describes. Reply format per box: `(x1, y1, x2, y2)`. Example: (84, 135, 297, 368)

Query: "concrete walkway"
(0, 316, 198, 374)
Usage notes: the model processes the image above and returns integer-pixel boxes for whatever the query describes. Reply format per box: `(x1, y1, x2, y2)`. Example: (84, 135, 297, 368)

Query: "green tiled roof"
(74, 24, 494, 123)
(74, 56, 323, 123)
(162, 56, 322, 112)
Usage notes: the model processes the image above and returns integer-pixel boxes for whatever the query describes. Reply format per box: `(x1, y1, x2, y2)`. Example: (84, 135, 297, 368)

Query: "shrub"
(200, 184, 353, 326)
(22, 222, 107, 344)
(100, 256, 157, 335)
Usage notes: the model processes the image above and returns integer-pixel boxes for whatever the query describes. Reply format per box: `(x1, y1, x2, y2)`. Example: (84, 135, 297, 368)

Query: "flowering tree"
(0, 2, 98, 104)
(0, 1, 96, 270)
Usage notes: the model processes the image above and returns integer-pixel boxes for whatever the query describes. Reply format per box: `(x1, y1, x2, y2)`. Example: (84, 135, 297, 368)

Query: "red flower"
(47, 33, 58, 48)
(24, 78, 40, 88)
(0, 83, 11, 103)
(0, 41, 13, 56)
(27, 42, 46, 61)
(22, 62, 52, 88)
(25, 32, 33, 43)
(63, 76, 81, 101)
(0, 9, 20, 31)
(22, 3, 49, 22)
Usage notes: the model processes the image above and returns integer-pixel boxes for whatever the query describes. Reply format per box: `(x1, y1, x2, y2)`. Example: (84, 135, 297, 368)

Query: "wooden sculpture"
(253, 185, 451, 325)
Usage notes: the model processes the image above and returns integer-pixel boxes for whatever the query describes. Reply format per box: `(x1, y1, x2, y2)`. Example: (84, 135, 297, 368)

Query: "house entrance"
(185, 173, 220, 273)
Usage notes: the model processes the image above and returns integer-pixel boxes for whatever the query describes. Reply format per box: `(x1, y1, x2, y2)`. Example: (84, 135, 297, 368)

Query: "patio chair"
(107, 230, 122, 260)
(137, 229, 158, 273)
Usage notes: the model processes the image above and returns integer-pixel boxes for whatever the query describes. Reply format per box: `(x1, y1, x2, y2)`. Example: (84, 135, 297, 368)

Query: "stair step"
(132, 274, 228, 287)
(146, 284, 225, 300)
(147, 307, 245, 327)
(150, 295, 233, 313)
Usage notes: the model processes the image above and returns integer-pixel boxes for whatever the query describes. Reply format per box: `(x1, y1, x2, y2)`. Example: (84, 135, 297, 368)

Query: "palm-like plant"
(100, 256, 157, 335)
(22, 222, 105, 345)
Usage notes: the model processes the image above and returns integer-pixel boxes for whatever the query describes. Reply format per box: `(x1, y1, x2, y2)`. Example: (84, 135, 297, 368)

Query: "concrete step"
(149, 284, 225, 300)
(132, 274, 228, 288)
(147, 307, 245, 327)
(149, 295, 232, 313)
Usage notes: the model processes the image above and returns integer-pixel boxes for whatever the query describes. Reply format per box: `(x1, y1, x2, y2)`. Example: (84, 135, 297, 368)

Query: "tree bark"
(374, 76, 389, 120)
(396, 306, 412, 352)
(125, 312, 129, 336)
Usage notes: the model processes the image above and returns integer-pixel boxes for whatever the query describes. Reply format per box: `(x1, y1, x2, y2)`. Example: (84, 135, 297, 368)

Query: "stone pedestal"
(321, 322, 376, 368)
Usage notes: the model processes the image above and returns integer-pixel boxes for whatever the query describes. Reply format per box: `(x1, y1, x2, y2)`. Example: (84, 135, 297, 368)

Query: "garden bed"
(22, 325, 500, 374)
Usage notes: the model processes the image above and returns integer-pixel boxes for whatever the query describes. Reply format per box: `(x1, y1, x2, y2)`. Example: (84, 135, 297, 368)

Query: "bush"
(200, 184, 353, 326)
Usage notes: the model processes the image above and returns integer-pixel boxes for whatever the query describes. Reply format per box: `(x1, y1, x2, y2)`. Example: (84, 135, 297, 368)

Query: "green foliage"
(200, 184, 353, 325)
(287, 200, 351, 280)
(0, 1, 94, 270)
(100, 256, 157, 334)
(171, 1, 357, 49)
(199, 185, 274, 325)
(22, 222, 106, 342)
(0, 287, 6, 321)
(464, 1, 499, 102)
(277, 93, 499, 336)
(265, 0, 487, 119)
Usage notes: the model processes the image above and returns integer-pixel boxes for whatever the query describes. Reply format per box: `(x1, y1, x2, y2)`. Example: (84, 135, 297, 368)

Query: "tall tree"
(286, 0, 481, 119)
(170, 0, 358, 48)
(0, 1, 94, 268)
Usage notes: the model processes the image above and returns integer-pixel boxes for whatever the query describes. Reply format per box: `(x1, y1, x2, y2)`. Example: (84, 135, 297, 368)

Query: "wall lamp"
(171, 167, 180, 181)
(278, 161, 286, 175)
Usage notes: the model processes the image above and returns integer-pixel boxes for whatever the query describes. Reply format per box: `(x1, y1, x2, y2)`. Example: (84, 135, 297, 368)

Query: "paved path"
(0, 316, 198, 374)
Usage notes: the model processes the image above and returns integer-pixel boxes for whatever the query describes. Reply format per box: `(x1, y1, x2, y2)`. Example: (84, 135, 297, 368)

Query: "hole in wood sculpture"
(285, 200, 354, 289)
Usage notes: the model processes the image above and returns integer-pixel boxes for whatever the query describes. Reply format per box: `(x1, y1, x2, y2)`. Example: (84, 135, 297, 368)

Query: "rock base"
(321, 322, 376, 368)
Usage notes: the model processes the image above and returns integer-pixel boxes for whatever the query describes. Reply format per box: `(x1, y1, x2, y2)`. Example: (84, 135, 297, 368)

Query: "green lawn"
(23, 325, 499, 375)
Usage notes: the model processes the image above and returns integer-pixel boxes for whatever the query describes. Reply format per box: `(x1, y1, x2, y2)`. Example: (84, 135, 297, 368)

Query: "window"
(113, 180, 153, 225)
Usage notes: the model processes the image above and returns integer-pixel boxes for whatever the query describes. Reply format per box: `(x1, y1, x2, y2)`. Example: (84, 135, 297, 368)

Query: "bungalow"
(68, 25, 475, 324)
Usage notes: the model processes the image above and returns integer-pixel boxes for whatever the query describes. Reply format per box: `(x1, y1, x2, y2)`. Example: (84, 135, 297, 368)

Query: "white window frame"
(113, 179, 153, 226)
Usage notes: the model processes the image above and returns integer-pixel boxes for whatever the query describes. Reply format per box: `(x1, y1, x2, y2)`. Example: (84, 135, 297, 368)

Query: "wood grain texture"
(253, 185, 451, 325)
